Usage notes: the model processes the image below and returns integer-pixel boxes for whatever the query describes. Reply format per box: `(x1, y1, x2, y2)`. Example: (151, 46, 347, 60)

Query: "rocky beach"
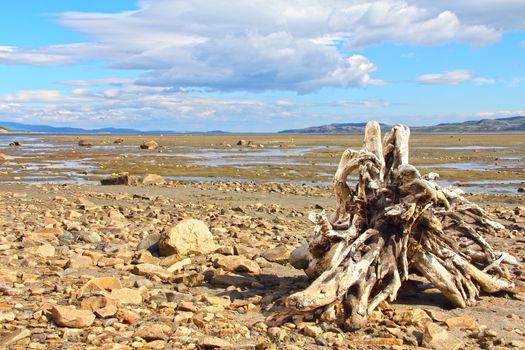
(0, 133, 524, 349)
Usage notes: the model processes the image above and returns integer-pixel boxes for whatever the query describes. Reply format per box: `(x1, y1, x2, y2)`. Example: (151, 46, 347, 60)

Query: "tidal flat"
(0, 132, 524, 349)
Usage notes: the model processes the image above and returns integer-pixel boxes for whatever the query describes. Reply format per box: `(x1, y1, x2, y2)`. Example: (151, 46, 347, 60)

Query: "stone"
(303, 325, 323, 338)
(166, 258, 192, 273)
(210, 272, 256, 288)
(78, 231, 102, 244)
(159, 219, 216, 256)
(29, 244, 56, 258)
(78, 140, 92, 147)
(444, 315, 480, 330)
(199, 336, 233, 348)
(214, 255, 261, 274)
(132, 263, 172, 281)
(173, 272, 204, 287)
(262, 245, 293, 264)
(77, 277, 122, 297)
(423, 323, 464, 350)
(289, 243, 309, 270)
(202, 295, 231, 307)
(393, 308, 432, 326)
(140, 140, 159, 150)
(51, 305, 96, 328)
(137, 232, 162, 254)
(134, 323, 171, 341)
(142, 174, 165, 185)
(110, 288, 143, 304)
(101, 175, 135, 186)
(66, 256, 93, 269)
(94, 304, 118, 318)
(0, 328, 31, 347)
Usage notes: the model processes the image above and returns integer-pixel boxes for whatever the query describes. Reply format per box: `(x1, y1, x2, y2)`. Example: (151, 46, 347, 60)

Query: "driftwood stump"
(287, 122, 519, 330)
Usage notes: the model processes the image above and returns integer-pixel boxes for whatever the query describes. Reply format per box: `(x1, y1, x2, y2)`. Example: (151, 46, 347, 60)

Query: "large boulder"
(159, 219, 215, 257)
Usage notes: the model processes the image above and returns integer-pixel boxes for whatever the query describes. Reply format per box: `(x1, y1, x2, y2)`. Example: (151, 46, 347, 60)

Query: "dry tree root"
(287, 121, 519, 330)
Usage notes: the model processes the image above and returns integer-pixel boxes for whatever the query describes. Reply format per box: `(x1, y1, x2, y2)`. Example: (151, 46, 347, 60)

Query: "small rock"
(134, 323, 171, 342)
(101, 175, 135, 186)
(110, 288, 143, 304)
(444, 315, 480, 330)
(262, 245, 293, 264)
(77, 277, 122, 298)
(140, 140, 159, 150)
(78, 140, 92, 147)
(303, 325, 323, 338)
(51, 305, 95, 328)
(423, 323, 464, 350)
(142, 174, 165, 185)
(199, 336, 232, 348)
(214, 255, 261, 274)
(132, 263, 172, 281)
(66, 256, 93, 269)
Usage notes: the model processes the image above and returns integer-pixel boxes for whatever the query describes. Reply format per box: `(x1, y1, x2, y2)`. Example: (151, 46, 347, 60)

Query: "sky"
(0, 0, 524, 132)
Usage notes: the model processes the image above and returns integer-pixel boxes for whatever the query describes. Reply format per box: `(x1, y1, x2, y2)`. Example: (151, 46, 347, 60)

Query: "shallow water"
(1, 135, 523, 193)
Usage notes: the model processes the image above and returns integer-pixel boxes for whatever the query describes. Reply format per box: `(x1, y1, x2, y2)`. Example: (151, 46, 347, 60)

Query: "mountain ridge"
(279, 116, 525, 134)
(0, 121, 229, 134)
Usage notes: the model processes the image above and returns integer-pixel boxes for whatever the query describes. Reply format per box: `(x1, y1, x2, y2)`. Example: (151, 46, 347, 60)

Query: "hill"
(0, 121, 228, 134)
(279, 116, 525, 134)
(0, 126, 8, 133)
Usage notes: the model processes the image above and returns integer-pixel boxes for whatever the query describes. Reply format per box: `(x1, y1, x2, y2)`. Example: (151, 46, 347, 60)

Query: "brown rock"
(140, 140, 159, 150)
(393, 308, 432, 326)
(0, 328, 31, 347)
(132, 263, 172, 280)
(142, 174, 165, 185)
(134, 323, 171, 341)
(77, 277, 122, 298)
(445, 315, 480, 330)
(110, 288, 143, 304)
(159, 219, 216, 256)
(66, 256, 93, 269)
(262, 245, 293, 264)
(100, 175, 135, 186)
(51, 305, 96, 328)
(199, 336, 233, 348)
(423, 323, 464, 350)
(94, 304, 117, 318)
(214, 255, 261, 274)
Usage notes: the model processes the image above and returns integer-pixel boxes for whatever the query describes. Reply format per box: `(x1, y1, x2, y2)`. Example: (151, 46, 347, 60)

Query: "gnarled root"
(287, 121, 519, 330)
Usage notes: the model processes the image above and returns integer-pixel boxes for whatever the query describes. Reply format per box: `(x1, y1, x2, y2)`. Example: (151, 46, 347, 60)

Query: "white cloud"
(472, 77, 496, 85)
(58, 77, 135, 87)
(0, 86, 302, 131)
(0, 0, 513, 93)
(416, 70, 473, 85)
(416, 70, 496, 85)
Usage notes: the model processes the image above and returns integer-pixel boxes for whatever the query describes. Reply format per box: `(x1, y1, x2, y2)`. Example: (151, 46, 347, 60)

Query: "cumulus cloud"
(0, 86, 304, 131)
(0, 0, 513, 93)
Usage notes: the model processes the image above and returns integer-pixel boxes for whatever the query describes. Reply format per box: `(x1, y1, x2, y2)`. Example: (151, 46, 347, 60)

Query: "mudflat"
(0, 132, 524, 349)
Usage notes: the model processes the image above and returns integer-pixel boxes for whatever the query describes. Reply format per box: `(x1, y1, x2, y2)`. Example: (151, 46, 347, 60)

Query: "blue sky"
(0, 0, 524, 132)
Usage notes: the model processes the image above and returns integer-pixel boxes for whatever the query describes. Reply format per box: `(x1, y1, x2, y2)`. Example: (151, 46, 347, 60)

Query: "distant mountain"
(280, 122, 393, 134)
(417, 116, 525, 132)
(0, 126, 8, 133)
(279, 116, 525, 134)
(0, 121, 229, 134)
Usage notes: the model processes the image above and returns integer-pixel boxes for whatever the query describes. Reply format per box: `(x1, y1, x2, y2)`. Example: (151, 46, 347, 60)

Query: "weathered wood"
(287, 121, 519, 330)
